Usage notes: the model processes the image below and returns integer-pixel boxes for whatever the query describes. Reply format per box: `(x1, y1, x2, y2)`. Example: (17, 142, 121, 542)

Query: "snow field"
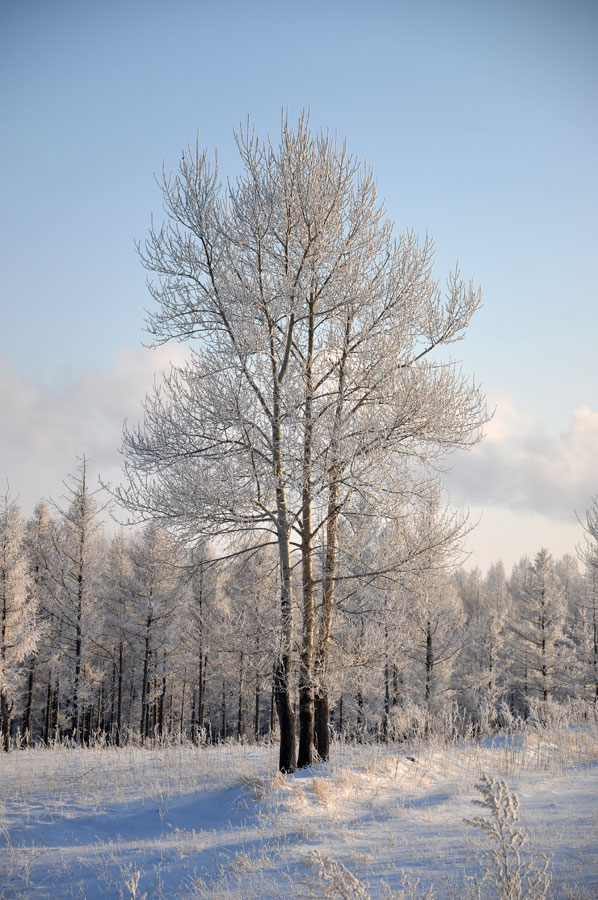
(0, 726, 597, 899)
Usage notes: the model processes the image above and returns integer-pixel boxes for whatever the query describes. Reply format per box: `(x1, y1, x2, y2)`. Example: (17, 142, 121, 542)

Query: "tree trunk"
(425, 621, 433, 705)
(0, 688, 9, 752)
(356, 684, 364, 740)
(314, 313, 351, 761)
(24, 663, 35, 747)
(51, 679, 60, 742)
(298, 296, 315, 768)
(140, 620, 151, 740)
(270, 667, 275, 736)
(1, 571, 10, 751)
(158, 669, 166, 739)
(117, 641, 124, 746)
(314, 472, 339, 761)
(44, 675, 52, 745)
(220, 678, 226, 739)
(383, 621, 391, 742)
(180, 669, 187, 742)
(593, 604, 598, 706)
(190, 688, 197, 744)
(96, 683, 104, 738)
(237, 650, 245, 739)
(199, 653, 207, 732)
(271, 330, 296, 772)
(254, 671, 261, 740)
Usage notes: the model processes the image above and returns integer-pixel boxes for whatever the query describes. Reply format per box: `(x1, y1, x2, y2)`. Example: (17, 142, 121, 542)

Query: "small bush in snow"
(466, 774, 551, 900)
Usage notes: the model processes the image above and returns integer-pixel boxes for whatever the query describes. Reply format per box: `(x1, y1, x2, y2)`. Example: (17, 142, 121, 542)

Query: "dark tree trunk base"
(314, 693, 329, 761)
(297, 687, 314, 768)
(274, 661, 296, 773)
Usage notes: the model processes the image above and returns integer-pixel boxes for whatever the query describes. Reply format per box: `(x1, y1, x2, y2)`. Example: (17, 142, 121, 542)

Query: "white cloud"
(445, 396, 598, 521)
(0, 345, 188, 515)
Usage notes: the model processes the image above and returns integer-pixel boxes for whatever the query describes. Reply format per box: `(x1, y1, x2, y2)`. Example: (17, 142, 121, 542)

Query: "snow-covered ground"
(1, 728, 597, 899)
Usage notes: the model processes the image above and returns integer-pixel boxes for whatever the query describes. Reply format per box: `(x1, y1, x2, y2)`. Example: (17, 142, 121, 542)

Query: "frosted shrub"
(466, 775, 551, 900)
(121, 869, 146, 900)
(495, 701, 521, 734)
(299, 852, 371, 900)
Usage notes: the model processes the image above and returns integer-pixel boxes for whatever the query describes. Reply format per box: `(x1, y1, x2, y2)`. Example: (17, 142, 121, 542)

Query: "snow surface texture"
(0, 728, 597, 899)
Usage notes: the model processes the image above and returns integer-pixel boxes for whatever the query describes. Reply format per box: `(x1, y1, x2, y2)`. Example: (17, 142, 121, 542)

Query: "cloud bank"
(445, 397, 598, 521)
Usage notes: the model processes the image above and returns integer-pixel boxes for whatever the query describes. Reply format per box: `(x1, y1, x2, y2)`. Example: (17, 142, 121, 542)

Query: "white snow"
(1, 728, 596, 899)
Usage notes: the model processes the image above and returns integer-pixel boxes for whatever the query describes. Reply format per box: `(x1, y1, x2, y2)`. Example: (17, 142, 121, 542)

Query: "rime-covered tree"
(100, 530, 135, 744)
(455, 563, 509, 730)
(510, 549, 568, 709)
(577, 495, 598, 704)
(0, 496, 38, 750)
(405, 575, 464, 714)
(128, 523, 181, 741)
(116, 114, 486, 769)
(51, 458, 104, 741)
(22, 501, 55, 744)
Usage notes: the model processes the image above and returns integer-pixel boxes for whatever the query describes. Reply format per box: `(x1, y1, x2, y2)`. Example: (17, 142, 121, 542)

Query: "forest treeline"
(1, 463, 597, 754)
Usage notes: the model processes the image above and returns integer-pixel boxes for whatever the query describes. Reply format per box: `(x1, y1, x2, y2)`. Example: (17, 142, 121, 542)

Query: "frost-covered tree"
(0, 496, 38, 750)
(178, 552, 214, 742)
(455, 563, 509, 731)
(116, 114, 486, 769)
(22, 501, 55, 744)
(405, 573, 464, 714)
(509, 549, 568, 710)
(577, 495, 598, 705)
(128, 523, 182, 741)
(99, 530, 135, 744)
(51, 458, 104, 741)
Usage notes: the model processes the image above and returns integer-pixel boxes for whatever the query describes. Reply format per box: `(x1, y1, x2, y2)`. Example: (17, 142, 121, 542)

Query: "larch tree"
(116, 113, 486, 770)
(128, 522, 181, 742)
(179, 550, 214, 743)
(510, 549, 568, 710)
(101, 530, 135, 745)
(577, 495, 598, 705)
(23, 501, 55, 745)
(455, 563, 508, 731)
(0, 496, 38, 750)
(51, 458, 104, 741)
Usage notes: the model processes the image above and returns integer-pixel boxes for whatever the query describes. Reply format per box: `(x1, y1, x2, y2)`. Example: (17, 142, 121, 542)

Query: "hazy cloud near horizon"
(1, 353, 595, 529)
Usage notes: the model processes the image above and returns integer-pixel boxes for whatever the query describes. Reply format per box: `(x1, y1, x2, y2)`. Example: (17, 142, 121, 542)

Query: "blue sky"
(1, 0, 596, 569)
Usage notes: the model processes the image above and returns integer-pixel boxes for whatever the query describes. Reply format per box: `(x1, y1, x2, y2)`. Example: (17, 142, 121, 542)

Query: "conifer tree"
(510, 549, 568, 709)
(52, 458, 104, 741)
(577, 496, 598, 705)
(0, 496, 38, 750)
